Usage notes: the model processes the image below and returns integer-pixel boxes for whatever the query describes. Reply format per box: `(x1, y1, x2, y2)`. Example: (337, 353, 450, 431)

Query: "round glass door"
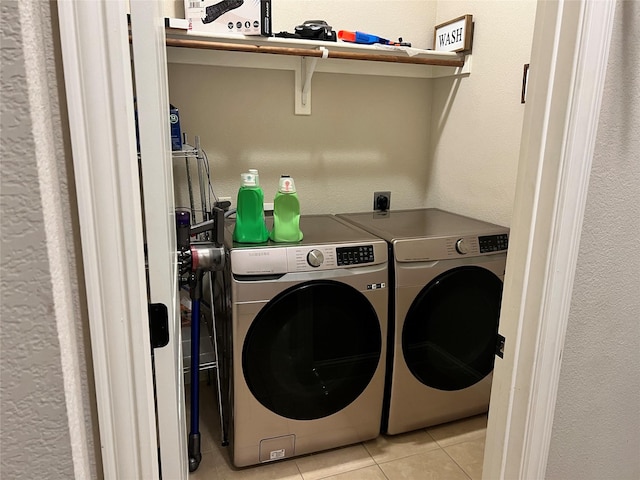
(243, 280, 382, 420)
(402, 266, 503, 391)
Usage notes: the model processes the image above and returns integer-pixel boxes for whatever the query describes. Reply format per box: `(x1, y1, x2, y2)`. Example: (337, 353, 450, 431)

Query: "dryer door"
(242, 280, 382, 420)
(402, 265, 503, 391)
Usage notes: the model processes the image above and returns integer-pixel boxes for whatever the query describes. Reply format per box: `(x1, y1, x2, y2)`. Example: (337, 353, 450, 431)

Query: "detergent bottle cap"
(278, 175, 296, 193)
(248, 169, 260, 185)
(241, 172, 257, 187)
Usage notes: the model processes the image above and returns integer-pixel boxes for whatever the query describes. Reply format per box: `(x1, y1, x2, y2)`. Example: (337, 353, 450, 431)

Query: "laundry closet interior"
(142, 0, 537, 478)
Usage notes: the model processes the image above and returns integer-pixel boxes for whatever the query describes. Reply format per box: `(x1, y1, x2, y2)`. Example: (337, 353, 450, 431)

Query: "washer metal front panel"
(221, 215, 389, 467)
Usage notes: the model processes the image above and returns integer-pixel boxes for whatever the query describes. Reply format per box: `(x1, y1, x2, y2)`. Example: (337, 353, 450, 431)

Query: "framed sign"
(434, 15, 473, 53)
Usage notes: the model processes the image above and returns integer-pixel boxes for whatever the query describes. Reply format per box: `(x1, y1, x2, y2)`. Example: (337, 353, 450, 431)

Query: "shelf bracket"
(295, 47, 328, 115)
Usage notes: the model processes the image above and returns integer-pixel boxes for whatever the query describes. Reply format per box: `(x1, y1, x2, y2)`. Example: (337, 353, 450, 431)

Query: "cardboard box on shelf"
(184, 0, 271, 36)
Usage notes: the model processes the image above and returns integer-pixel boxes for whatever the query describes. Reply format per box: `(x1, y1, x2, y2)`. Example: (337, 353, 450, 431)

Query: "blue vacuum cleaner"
(176, 208, 225, 472)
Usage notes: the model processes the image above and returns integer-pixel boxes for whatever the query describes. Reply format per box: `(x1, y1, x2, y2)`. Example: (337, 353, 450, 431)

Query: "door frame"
(56, 1, 161, 478)
(482, 1, 615, 478)
(130, 1, 189, 478)
(56, 0, 616, 479)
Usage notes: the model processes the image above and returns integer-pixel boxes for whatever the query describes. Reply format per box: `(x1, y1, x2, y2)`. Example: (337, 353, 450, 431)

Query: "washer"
(213, 215, 388, 467)
(338, 208, 509, 435)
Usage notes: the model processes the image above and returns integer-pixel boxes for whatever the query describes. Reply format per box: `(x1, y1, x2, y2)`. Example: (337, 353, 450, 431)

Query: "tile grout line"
(293, 453, 305, 480)
(373, 444, 448, 467)
(362, 441, 393, 480)
(372, 446, 447, 467)
(440, 444, 474, 480)
(298, 442, 378, 480)
(369, 443, 475, 480)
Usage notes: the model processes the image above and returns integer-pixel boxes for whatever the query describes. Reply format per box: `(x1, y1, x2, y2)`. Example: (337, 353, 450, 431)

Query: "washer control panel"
(479, 233, 509, 253)
(229, 241, 386, 275)
(290, 243, 380, 272)
(336, 245, 375, 266)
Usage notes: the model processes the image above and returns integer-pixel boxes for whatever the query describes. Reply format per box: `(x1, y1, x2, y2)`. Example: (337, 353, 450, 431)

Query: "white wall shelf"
(163, 23, 471, 115)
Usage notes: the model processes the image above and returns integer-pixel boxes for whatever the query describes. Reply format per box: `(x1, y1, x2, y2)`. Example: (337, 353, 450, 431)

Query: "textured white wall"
(428, 0, 537, 227)
(166, 1, 535, 224)
(168, 65, 433, 216)
(545, 1, 640, 479)
(0, 1, 100, 479)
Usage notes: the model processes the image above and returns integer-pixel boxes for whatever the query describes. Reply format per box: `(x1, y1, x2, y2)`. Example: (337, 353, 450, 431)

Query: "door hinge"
(496, 334, 506, 359)
(148, 303, 169, 348)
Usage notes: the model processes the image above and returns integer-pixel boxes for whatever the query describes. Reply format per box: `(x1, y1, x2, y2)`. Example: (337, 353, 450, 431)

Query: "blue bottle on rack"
(270, 175, 303, 243)
(232, 170, 269, 243)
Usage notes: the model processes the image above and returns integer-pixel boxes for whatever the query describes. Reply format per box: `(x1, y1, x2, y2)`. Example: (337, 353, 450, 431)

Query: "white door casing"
(130, 1, 189, 479)
(56, 1, 161, 478)
(482, 1, 616, 479)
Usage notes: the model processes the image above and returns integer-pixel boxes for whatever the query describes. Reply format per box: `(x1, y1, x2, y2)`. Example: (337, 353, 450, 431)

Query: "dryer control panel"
(394, 230, 509, 262)
(478, 233, 509, 253)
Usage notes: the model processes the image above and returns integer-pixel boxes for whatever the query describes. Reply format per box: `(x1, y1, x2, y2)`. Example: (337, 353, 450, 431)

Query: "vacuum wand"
(187, 270, 203, 473)
(177, 207, 226, 472)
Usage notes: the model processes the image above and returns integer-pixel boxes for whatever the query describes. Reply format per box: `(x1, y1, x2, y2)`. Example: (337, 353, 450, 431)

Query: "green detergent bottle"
(232, 170, 269, 243)
(270, 175, 303, 243)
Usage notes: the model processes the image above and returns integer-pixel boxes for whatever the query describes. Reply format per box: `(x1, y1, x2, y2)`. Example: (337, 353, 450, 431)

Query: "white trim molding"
(483, 1, 616, 479)
(56, 1, 160, 478)
(130, 1, 188, 477)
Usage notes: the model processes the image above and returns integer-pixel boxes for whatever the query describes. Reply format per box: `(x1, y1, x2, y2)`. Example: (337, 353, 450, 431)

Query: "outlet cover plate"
(373, 191, 391, 211)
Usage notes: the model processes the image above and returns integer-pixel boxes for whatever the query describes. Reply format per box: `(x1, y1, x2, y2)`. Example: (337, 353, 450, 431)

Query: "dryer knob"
(455, 238, 469, 255)
(307, 249, 324, 267)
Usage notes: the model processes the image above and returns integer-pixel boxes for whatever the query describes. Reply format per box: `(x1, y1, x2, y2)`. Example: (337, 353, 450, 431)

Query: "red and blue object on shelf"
(338, 30, 411, 47)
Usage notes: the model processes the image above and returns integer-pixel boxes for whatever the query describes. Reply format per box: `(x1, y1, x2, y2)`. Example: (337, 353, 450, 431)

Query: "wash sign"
(434, 15, 473, 53)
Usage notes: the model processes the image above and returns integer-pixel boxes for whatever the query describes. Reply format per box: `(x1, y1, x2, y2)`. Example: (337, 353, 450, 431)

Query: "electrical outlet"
(215, 196, 232, 210)
(373, 191, 391, 211)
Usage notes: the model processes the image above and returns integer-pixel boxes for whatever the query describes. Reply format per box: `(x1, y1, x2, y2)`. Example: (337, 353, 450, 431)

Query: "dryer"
(338, 208, 508, 435)
(213, 215, 388, 467)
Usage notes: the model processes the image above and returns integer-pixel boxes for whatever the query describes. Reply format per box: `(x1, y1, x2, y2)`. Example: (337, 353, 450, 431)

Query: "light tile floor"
(186, 381, 487, 480)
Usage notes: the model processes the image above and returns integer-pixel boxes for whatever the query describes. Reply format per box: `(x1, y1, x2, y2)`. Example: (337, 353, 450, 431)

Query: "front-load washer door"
(242, 280, 382, 421)
(402, 265, 503, 391)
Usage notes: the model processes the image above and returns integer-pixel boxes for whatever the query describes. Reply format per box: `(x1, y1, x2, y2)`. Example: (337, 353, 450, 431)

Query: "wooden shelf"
(163, 21, 471, 115)
(165, 33, 465, 68)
